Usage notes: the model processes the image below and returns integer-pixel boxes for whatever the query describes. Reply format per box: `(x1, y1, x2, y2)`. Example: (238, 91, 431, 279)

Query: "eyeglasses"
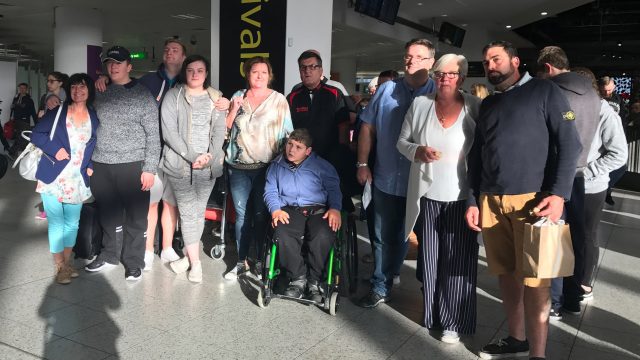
(433, 72, 461, 79)
(299, 64, 321, 71)
(403, 55, 432, 63)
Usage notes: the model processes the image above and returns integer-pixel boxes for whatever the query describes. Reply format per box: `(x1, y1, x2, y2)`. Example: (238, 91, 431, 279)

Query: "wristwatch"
(356, 162, 368, 168)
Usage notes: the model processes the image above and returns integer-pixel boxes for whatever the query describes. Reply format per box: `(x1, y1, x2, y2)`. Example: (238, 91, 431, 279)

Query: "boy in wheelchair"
(263, 128, 342, 302)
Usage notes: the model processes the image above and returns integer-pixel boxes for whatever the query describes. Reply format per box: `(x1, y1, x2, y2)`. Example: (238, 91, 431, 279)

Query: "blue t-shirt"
(360, 77, 435, 197)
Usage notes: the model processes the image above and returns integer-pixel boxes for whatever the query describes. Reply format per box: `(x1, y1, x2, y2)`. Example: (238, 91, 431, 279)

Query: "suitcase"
(73, 202, 103, 259)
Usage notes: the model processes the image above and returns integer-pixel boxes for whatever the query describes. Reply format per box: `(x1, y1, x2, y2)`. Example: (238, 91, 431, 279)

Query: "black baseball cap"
(102, 46, 131, 63)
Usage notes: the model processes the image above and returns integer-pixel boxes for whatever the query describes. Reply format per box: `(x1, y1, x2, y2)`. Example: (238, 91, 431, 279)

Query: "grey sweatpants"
(169, 170, 215, 246)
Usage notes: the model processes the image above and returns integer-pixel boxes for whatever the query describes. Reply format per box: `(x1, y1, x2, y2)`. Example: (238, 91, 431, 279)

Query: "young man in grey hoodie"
(537, 46, 601, 318)
(85, 46, 160, 281)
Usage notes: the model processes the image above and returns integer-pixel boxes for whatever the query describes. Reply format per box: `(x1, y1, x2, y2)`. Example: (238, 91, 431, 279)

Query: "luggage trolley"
(204, 166, 236, 260)
(257, 211, 358, 316)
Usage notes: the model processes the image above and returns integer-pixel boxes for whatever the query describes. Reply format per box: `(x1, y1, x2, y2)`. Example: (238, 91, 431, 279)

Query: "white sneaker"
(393, 275, 401, 286)
(441, 330, 460, 344)
(160, 247, 180, 263)
(188, 261, 202, 283)
(144, 251, 154, 271)
(223, 262, 244, 281)
(170, 257, 190, 274)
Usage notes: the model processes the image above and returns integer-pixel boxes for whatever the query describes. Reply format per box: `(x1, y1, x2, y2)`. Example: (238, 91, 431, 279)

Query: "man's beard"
(487, 67, 515, 85)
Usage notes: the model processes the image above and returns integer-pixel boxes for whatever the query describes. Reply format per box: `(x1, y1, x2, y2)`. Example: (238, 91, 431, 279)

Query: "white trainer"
(160, 247, 180, 263)
(144, 251, 154, 271)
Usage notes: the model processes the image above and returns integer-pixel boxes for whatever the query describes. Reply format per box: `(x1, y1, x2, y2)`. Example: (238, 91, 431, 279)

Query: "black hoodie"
(551, 72, 601, 169)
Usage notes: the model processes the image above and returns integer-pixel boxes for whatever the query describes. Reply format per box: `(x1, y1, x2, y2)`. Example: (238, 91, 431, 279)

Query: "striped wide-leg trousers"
(415, 197, 479, 334)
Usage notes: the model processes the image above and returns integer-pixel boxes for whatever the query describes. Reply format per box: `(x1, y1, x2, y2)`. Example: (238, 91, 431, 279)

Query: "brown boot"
(55, 263, 71, 285)
(66, 260, 79, 278)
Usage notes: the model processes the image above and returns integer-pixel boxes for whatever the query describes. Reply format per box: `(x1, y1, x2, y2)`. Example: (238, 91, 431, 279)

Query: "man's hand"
(356, 166, 372, 186)
(141, 172, 155, 191)
(465, 206, 481, 232)
(532, 194, 565, 223)
(192, 153, 212, 169)
(323, 209, 341, 232)
(55, 148, 70, 161)
(87, 168, 93, 177)
(46, 96, 61, 110)
(95, 75, 109, 93)
(271, 209, 290, 227)
(415, 146, 441, 163)
(215, 97, 231, 111)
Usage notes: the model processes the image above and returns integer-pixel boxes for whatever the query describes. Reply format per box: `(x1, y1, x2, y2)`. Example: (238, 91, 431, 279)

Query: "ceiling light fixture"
(417, 2, 423, 5)
(617, 42, 622, 47)
(171, 14, 202, 20)
(441, 14, 448, 17)
(540, 12, 548, 16)
(505, 25, 512, 29)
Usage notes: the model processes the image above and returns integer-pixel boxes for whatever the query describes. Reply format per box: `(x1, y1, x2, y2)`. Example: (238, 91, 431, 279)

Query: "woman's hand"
(215, 97, 231, 111)
(192, 153, 212, 169)
(87, 168, 93, 177)
(55, 148, 70, 161)
(415, 146, 441, 163)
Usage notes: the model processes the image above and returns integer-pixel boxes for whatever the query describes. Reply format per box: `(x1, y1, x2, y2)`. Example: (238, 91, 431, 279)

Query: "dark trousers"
(583, 191, 607, 286)
(92, 161, 149, 270)
(275, 206, 336, 282)
(552, 176, 585, 308)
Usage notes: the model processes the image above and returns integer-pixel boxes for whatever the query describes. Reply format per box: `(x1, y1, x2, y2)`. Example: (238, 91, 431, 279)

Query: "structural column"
(331, 57, 357, 94)
(54, 7, 103, 77)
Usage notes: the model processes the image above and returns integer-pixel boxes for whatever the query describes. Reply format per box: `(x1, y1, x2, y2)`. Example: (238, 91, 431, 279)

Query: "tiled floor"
(1, 166, 640, 360)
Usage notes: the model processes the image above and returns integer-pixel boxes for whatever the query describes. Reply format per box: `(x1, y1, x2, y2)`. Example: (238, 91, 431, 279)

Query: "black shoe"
(284, 277, 306, 299)
(479, 336, 529, 359)
(549, 308, 562, 321)
(307, 280, 323, 303)
(562, 301, 581, 315)
(605, 193, 615, 206)
(125, 268, 142, 281)
(357, 291, 388, 308)
(85, 258, 117, 272)
(530, 357, 546, 360)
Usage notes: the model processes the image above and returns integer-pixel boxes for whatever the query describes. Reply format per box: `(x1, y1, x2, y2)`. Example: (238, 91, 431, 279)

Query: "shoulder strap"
(49, 105, 63, 141)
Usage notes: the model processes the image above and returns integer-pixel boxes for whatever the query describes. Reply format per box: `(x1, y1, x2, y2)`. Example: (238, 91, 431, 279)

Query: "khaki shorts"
(149, 168, 176, 206)
(480, 192, 550, 288)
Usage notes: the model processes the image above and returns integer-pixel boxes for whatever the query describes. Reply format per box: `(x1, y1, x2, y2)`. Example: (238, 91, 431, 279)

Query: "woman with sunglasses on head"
(223, 56, 293, 280)
(160, 54, 227, 283)
(31, 73, 99, 285)
(397, 54, 480, 344)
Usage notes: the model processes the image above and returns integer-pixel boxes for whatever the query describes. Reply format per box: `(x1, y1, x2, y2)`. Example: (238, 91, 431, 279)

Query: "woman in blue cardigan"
(31, 73, 99, 285)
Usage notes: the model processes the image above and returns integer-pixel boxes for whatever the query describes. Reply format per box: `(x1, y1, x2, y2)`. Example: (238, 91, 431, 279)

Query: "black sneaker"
(605, 193, 615, 206)
(562, 301, 581, 315)
(357, 291, 388, 308)
(125, 268, 142, 281)
(85, 258, 117, 272)
(307, 280, 323, 303)
(549, 308, 562, 321)
(479, 336, 529, 359)
(284, 277, 306, 299)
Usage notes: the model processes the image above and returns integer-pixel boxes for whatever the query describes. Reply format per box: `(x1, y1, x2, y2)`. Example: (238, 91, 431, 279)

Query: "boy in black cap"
(85, 45, 161, 281)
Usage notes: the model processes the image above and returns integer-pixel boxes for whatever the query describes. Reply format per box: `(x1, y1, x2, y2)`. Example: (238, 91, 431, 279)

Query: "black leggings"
(583, 191, 607, 287)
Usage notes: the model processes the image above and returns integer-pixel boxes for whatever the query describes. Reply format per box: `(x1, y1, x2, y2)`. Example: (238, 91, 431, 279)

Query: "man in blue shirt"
(264, 129, 342, 301)
(356, 38, 436, 308)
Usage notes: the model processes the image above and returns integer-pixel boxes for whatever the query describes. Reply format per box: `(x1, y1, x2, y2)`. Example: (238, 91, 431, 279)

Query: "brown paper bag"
(522, 218, 574, 278)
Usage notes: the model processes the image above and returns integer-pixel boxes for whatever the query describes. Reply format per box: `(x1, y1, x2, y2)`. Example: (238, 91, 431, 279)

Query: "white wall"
(210, 0, 221, 89)
(54, 7, 102, 76)
(0, 61, 18, 126)
(284, 0, 333, 92)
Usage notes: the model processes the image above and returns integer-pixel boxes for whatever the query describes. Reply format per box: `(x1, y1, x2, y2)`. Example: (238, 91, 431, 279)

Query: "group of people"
(19, 34, 630, 360)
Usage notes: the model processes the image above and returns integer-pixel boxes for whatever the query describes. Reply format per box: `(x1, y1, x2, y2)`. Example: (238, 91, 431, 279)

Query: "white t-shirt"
(424, 107, 468, 202)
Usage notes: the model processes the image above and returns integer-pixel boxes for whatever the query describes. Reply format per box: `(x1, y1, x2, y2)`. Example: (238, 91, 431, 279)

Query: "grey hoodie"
(551, 72, 600, 170)
(160, 85, 226, 180)
(584, 100, 628, 194)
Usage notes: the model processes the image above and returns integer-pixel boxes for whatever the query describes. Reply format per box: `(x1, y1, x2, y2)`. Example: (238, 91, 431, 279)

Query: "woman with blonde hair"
(470, 83, 490, 99)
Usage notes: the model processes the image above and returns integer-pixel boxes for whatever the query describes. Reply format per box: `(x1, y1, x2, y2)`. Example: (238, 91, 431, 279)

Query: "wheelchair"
(257, 211, 358, 316)
(204, 165, 236, 260)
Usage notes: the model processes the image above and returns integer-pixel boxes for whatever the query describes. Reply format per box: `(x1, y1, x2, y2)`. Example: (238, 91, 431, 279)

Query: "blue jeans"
(371, 186, 408, 296)
(41, 193, 83, 254)
(228, 167, 268, 262)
